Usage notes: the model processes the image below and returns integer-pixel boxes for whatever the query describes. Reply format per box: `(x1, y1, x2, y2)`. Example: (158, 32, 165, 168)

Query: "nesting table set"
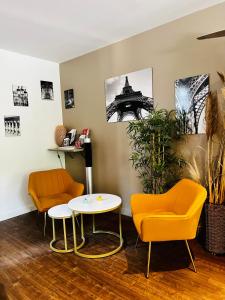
(48, 194, 123, 258)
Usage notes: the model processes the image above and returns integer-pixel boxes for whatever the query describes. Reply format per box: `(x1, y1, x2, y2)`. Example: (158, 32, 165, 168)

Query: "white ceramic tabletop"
(68, 194, 122, 214)
(48, 203, 78, 219)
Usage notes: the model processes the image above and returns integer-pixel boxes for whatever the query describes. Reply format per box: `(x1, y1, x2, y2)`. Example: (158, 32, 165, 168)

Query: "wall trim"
(0, 205, 36, 222)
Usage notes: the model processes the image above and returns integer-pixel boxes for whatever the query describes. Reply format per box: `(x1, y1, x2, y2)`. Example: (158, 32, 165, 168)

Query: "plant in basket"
(188, 90, 225, 254)
(205, 91, 225, 254)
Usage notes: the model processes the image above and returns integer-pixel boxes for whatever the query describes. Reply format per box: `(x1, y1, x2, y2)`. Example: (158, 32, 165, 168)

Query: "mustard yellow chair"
(131, 178, 207, 278)
(28, 168, 84, 235)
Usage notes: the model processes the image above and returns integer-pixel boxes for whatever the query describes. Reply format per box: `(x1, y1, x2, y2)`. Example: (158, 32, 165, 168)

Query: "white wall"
(0, 49, 64, 221)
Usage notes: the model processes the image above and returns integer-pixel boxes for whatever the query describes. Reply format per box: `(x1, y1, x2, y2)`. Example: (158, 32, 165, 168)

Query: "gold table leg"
(50, 217, 74, 253)
(73, 209, 124, 259)
(72, 213, 85, 251)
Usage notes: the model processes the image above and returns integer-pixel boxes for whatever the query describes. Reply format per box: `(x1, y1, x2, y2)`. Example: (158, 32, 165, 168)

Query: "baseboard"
(0, 205, 131, 222)
(0, 205, 36, 222)
(121, 207, 131, 217)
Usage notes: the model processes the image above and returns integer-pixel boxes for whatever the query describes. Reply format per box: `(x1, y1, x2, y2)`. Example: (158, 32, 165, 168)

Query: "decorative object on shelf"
(4, 116, 21, 137)
(41, 80, 54, 100)
(127, 109, 185, 194)
(63, 137, 70, 147)
(64, 89, 74, 109)
(217, 71, 225, 100)
(55, 125, 67, 146)
(12, 85, 28, 106)
(105, 68, 154, 123)
(67, 129, 76, 145)
(75, 128, 90, 148)
(175, 74, 209, 134)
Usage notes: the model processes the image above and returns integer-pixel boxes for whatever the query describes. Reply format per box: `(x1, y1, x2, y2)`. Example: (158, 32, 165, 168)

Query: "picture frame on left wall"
(4, 116, 21, 137)
(12, 85, 29, 106)
(41, 80, 54, 100)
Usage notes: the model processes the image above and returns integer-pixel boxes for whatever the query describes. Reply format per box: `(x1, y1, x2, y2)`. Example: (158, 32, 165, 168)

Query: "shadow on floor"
(0, 283, 8, 300)
(123, 240, 194, 275)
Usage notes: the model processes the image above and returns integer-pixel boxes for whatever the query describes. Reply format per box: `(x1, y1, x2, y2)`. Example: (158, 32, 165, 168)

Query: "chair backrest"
(167, 178, 207, 215)
(28, 168, 73, 197)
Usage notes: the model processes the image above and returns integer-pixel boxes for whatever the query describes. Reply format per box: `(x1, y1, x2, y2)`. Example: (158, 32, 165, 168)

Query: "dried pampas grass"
(205, 92, 219, 139)
(217, 71, 225, 84)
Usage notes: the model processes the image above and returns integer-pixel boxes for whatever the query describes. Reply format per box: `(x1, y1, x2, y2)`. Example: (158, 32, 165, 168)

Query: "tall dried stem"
(205, 92, 225, 205)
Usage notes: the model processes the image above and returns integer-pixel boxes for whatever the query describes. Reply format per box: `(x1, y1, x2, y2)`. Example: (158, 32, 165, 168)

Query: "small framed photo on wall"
(64, 89, 75, 109)
(41, 81, 54, 100)
(12, 85, 29, 106)
(4, 116, 21, 137)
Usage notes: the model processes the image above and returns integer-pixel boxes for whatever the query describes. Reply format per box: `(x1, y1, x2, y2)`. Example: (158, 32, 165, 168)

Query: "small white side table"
(68, 194, 123, 258)
(48, 204, 84, 253)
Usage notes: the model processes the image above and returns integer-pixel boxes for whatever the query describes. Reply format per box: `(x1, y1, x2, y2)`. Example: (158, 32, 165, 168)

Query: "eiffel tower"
(106, 76, 153, 122)
(188, 74, 209, 134)
(175, 74, 209, 134)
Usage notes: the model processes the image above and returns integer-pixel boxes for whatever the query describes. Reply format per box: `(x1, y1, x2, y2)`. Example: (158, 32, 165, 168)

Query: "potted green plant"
(127, 109, 184, 194)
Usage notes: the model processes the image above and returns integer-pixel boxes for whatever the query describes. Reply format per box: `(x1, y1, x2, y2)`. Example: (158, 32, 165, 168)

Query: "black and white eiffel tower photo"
(105, 68, 154, 123)
(175, 74, 209, 134)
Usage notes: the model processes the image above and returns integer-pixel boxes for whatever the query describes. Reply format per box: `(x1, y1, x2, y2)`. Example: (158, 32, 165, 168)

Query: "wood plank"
(1, 212, 225, 299)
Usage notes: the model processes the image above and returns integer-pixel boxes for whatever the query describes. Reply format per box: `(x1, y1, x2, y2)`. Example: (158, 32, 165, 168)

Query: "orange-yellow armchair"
(28, 168, 84, 235)
(131, 178, 207, 278)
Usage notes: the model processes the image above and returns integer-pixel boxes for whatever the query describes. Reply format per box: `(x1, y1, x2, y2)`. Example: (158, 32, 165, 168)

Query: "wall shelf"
(48, 146, 83, 153)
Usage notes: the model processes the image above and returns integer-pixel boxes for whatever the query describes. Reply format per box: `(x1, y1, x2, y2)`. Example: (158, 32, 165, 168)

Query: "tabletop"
(68, 194, 122, 214)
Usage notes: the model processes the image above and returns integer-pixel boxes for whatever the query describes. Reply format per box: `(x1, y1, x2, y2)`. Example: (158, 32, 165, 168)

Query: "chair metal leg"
(135, 235, 139, 248)
(146, 242, 151, 278)
(43, 212, 47, 237)
(185, 240, 197, 273)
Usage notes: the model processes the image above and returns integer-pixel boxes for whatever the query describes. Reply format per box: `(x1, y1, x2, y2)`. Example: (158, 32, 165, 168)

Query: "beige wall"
(60, 2, 225, 215)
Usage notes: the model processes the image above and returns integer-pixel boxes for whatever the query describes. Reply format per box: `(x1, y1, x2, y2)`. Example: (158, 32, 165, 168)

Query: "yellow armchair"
(131, 178, 207, 277)
(28, 168, 84, 234)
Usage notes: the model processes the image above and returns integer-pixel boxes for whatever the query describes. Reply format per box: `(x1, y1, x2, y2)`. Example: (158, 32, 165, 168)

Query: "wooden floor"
(1, 212, 225, 300)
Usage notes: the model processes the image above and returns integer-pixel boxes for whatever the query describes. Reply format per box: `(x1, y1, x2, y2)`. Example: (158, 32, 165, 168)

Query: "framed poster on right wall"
(175, 74, 209, 134)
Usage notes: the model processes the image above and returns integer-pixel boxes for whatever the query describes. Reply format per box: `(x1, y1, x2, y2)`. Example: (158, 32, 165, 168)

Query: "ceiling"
(0, 0, 224, 63)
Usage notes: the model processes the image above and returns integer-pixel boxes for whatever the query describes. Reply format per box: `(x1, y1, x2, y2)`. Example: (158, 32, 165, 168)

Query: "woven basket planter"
(205, 204, 225, 254)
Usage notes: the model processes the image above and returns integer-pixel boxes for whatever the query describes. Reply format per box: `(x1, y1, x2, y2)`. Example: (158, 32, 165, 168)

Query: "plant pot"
(205, 203, 225, 254)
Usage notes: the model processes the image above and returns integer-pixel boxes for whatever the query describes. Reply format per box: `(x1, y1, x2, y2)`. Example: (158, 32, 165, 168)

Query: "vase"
(205, 203, 225, 254)
(55, 125, 67, 146)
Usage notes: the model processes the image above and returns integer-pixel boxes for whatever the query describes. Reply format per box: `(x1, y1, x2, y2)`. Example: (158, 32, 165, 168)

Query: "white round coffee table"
(48, 204, 85, 253)
(68, 194, 123, 258)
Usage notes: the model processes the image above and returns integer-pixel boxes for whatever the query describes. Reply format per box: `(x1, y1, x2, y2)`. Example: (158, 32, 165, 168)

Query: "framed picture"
(41, 81, 54, 100)
(64, 89, 75, 109)
(105, 68, 154, 123)
(175, 74, 209, 134)
(4, 116, 21, 137)
(12, 85, 28, 106)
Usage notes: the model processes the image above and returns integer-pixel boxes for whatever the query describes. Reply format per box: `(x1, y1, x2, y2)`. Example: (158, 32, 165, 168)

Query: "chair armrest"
(67, 181, 84, 198)
(130, 193, 168, 214)
(141, 214, 196, 242)
(28, 188, 41, 211)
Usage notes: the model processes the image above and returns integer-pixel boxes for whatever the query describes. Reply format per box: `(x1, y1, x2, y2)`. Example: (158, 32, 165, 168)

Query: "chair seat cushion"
(133, 210, 176, 235)
(39, 193, 73, 212)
